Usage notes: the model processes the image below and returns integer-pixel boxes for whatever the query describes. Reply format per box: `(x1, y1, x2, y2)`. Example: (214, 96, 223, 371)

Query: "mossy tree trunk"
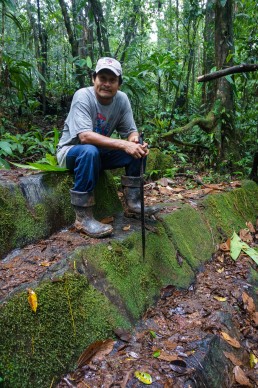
(163, 0, 240, 165)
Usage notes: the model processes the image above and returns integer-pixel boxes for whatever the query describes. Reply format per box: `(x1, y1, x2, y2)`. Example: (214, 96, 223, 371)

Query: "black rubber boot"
(121, 176, 160, 217)
(70, 190, 113, 238)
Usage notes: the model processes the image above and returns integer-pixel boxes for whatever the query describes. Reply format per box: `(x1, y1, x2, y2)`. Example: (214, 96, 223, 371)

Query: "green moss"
(161, 205, 214, 270)
(94, 171, 122, 219)
(0, 273, 129, 388)
(201, 186, 258, 241)
(80, 223, 195, 321)
(0, 171, 122, 259)
(146, 148, 171, 179)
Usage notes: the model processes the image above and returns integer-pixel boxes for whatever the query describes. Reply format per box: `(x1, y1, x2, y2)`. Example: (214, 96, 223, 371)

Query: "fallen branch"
(197, 63, 258, 83)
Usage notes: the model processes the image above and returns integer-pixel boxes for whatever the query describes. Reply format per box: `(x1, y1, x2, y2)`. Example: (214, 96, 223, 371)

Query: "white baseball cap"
(95, 57, 122, 77)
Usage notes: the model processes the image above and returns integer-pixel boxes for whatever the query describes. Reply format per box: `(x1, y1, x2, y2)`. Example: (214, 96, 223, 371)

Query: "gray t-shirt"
(56, 87, 138, 167)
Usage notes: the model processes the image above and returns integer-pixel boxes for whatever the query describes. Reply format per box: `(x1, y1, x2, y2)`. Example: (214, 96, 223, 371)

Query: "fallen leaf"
(242, 292, 256, 314)
(163, 340, 177, 350)
(230, 232, 242, 260)
(122, 225, 131, 231)
(40, 261, 51, 267)
(100, 216, 114, 224)
(216, 268, 224, 273)
(27, 288, 38, 313)
(172, 187, 185, 193)
(233, 366, 252, 387)
(92, 340, 115, 361)
(214, 295, 227, 302)
(159, 186, 173, 195)
(134, 371, 152, 385)
(219, 238, 230, 252)
(246, 221, 255, 233)
(223, 351, 242, 366)
(252, 311, 258, 325)
(221, 332, 241, 348)
(250, 353, 258, 368)
(157, 177, 168, 187)
(77, 339, 114, 368)
(153, 350, 161, 358)
(158, 351, 181, 362)
(239, 228, 253, 243)
(241, 245, 258, 265)
(114, 328, 131, 342)
(129, 351, 139, 359)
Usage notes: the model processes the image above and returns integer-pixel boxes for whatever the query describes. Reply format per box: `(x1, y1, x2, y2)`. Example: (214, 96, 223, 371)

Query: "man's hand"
(127, 132, 149, 158)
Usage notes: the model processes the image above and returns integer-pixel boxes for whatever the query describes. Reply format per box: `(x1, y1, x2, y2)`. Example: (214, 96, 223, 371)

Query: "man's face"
(92, 70, 120, 104)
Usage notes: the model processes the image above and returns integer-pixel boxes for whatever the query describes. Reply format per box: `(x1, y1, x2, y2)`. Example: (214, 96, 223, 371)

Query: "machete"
(139, 132, 146, 260)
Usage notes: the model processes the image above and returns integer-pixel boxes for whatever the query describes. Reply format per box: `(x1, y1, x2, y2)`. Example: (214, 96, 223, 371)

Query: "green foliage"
(0, 127, 61, 169)
(0, 0, 256, 172)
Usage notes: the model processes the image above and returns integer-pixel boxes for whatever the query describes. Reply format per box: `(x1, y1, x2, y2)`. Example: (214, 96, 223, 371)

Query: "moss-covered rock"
(0, 181, 258, 387)
(145, 148, 172, 179)
(0, 171, 121, 259)
(0, 274, 129, 388)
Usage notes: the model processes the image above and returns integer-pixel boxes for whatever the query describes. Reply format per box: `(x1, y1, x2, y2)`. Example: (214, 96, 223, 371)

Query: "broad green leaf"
(230, 232, 258, 265)
(153, 350, 161, 357)
(86, 56, 92, 68)
(28, 163, 67, 172)
(134, 371, 152, 385)
(230, 232, 242, 260)
(11, 162, 67, 172)
(45, 154, 58, 166)
(0, 157, 11, 169)
(11, 162, 39, 170)
(0, 141, 13, 156)
(242, 246, 258, 265)
(149, 330, 157, 338)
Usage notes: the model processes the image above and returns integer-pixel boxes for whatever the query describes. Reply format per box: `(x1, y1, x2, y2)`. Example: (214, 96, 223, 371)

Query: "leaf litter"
(57, 219, 258, 388)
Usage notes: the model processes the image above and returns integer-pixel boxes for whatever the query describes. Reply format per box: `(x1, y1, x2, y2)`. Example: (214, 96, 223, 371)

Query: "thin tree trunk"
(89, 0, 110, 57)
(215, 0, 235, 159)
(36, 0, 47, 114)
(58, 0, 85, 87)
(120, 0, 140, 63)
(0, 2, 5, 84)
(202, 0, 216, 110)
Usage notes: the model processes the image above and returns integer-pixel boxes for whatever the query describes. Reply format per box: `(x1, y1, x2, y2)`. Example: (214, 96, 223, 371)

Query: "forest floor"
(1, 172, 258, 387)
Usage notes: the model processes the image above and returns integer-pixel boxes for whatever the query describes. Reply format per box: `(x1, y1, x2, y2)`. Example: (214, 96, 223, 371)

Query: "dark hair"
(92, 71, 123, 85)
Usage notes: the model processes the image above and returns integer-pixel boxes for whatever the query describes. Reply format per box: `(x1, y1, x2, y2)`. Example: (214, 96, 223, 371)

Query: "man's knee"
(79, 145, 100, 161)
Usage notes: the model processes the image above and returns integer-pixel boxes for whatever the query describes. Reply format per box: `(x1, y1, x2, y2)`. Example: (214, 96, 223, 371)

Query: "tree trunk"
(214, 0, 235, 159)
(89, 0, 110, 57)
(36, 0, 47, 114)
(202, 0, 216, 110)
(164, 0, 239, 166)
(58, 0, 85, 88)
(0, 1, 6, 85)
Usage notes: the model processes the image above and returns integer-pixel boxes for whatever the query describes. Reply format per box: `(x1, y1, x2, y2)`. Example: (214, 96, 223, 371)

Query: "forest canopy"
(0, 0, 257, 176)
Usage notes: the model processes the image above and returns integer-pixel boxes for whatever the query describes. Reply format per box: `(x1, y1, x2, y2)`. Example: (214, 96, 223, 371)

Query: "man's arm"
(78, 131, 148, 159)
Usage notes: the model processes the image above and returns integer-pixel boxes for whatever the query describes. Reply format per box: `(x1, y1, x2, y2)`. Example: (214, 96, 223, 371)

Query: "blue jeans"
(66, 145, 146, 192)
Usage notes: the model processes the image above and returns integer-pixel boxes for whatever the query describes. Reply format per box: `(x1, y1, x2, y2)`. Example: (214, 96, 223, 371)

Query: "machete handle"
(139, 132, 144, 145)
